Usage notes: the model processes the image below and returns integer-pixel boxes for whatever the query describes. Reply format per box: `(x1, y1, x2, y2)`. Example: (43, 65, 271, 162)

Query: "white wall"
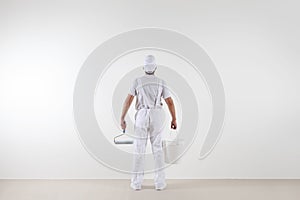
(0, 0, 299, 179)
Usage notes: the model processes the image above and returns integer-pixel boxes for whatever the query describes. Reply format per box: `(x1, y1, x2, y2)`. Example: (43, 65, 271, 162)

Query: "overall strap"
(137, 78, 162, 109)
(154, 79, 162, 107)
(137, 78, 151, 108)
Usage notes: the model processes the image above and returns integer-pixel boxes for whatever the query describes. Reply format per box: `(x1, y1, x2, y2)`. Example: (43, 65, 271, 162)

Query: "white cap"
(143, 55, 157, 73)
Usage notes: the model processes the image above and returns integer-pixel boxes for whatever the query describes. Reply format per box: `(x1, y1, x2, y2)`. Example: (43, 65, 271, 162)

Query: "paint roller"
(114, 129, 134, 145)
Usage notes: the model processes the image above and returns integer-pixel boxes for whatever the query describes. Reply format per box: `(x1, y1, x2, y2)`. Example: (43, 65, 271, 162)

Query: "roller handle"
(114, 129, 126, 144)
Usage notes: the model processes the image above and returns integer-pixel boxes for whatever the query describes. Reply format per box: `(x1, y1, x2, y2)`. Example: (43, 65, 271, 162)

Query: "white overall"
(131, 77, 166, 188)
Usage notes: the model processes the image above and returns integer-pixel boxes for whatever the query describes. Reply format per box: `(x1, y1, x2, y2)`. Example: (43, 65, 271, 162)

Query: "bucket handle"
(168, 128, 180, 143)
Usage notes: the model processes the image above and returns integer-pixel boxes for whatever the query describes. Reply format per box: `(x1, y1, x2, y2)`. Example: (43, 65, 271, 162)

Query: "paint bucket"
(162, 131, 184, 164)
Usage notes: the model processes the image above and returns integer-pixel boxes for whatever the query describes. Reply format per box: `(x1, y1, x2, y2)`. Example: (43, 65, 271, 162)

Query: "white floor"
(0, 179, 299, 200)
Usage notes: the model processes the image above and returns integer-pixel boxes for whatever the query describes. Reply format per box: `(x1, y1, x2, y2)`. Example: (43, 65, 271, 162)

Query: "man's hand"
(120, 119, 126, 130)
(171, 119, 177, 129)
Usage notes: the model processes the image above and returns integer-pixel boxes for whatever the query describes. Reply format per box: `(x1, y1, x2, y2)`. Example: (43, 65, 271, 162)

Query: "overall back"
(129, 74, 171, 190)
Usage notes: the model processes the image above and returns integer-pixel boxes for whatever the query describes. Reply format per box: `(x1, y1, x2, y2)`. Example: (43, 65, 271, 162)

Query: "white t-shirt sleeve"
(161, 80, 171, 99)
(129, 78, 137, 96)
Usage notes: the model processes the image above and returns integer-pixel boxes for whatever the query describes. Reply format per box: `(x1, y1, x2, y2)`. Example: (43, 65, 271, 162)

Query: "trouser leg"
(131, 126, 148, 186)
(149, 130, 165, 185)
(149, 109, 166, 185)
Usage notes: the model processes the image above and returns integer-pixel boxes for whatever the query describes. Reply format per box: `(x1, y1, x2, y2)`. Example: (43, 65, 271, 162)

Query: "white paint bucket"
(162, 137, 184, 164)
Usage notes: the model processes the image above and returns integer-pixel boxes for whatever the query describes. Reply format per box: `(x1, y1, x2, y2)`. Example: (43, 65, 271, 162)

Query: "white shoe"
(155, 182, 167, 191)
(130, 183, 141, 191)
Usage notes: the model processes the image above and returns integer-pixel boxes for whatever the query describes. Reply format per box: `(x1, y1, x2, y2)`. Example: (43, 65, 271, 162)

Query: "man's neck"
(145, 72, 155, 75)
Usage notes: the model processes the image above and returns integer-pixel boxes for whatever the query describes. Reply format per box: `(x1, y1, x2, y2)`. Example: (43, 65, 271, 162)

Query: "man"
(120, 55, 177, 191)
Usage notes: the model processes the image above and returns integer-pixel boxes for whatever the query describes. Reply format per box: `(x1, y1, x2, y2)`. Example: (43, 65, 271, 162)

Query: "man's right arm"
(164, 97, 177, 129)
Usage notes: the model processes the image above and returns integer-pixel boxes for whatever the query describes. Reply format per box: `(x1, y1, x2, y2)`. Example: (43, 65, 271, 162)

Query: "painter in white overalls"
(120, 55, 177, 190)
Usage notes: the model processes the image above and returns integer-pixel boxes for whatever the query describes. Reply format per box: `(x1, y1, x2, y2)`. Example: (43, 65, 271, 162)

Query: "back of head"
(143, 55, 157, 73)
